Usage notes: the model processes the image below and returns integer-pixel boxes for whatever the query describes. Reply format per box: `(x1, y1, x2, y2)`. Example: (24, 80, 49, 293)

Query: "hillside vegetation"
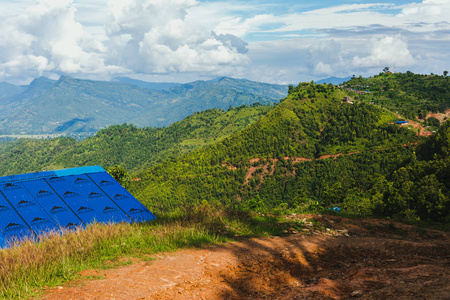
(0, 105, 272, 175)
(2, 75, 447, 222)
(130, 82, 448, 222)
(345, 72, 450, 120)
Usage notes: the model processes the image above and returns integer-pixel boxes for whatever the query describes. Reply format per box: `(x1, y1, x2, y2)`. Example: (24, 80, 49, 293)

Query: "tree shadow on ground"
(190, 211, 450, 299)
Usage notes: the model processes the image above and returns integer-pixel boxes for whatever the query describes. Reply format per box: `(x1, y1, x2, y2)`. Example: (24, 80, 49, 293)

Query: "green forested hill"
(130, 82, 446, 221)
(344, 72, 450, 119)
(0, 105, 272, 175)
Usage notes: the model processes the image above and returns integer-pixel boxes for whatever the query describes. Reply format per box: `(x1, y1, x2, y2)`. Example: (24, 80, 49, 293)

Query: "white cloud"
(0, 0, 123, 82)
(104, 0, 249, 74)
(352, 35, 415, 68)
(306, 40, 343, 76)
(214, 1, 450, 37)
(0, 0, 449, 84)
(213, 14, 277, 38)
(0, 0, 250, 82)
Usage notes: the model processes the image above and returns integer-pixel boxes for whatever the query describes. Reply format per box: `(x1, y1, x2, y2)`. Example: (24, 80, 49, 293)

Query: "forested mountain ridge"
(344, 72, 450, 120)
(130, 82, 445, 221)
(0, 105, 272, 175)
(0, 76, 287, 136)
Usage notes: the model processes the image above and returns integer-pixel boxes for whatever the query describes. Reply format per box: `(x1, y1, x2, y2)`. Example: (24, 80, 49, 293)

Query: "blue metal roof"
(46, 176, 106, 224)
(0, 181, 59, 235)
(88, 172, 156, 223)
(22, 179, 84, 230)
(0, 232, 6, 249)
(0, 193, 35, 243)
(65, 174, 132, 224)
(0, 166, 105, 184)
(0, 166, 156, 249)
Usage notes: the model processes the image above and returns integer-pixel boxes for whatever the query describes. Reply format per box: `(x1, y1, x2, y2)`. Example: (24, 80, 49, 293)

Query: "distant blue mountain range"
(0, 76, 288, 137)
(113, 77, 181, 90)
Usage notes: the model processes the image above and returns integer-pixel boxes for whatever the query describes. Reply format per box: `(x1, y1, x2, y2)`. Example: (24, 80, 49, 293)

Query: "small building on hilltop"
(395, 121, 409, 125)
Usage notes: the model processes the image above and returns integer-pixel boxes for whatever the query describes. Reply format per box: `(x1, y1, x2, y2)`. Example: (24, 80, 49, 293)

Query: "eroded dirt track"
(43, 216, 450, 300)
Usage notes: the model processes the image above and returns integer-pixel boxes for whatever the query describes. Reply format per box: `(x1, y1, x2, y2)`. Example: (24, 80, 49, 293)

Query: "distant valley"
(0, 76, 288, 138)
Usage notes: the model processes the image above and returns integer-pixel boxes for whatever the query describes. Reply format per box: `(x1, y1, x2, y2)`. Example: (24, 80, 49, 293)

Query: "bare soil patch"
(43, 215, 449, 300)
(426, 109, 450, 123)
(239, 143, 415, 188)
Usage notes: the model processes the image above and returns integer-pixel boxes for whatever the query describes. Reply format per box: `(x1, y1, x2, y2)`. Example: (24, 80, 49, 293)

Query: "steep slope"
(0, 105, 272, 175)
(131, 82, 421, 216)
(0, 82, 26, 100)
(385, 121, 450, 221)
(0, 76, 287, 136)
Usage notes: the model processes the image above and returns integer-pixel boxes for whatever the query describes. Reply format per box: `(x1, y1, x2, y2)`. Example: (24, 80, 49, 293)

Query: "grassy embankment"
(0, 205, 299, 299)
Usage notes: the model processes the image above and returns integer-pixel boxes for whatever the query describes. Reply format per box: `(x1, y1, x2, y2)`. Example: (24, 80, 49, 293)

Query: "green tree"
(288, 85, 294, 94)
(414, 174, 448, 220)
(106, 165, 130, 187)
(427, 117, 440, 128)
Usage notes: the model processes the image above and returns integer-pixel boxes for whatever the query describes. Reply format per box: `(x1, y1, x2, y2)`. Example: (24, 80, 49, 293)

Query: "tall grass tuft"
(0, 220, 223, 299)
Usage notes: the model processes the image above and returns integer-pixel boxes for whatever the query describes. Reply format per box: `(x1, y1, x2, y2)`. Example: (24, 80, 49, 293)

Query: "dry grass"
(0, 220, 224, 299)
(0, 204, 291, 299)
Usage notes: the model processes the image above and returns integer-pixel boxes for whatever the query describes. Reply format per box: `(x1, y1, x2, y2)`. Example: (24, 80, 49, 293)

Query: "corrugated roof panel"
(22, 179, 84, 230)
(0, 182, 58, 235)
(88, 172, 156, 223)
(0, 166, 156, 249)
(0, 193, 35, 242)
(0, 232, 6, 249)
(0, 166, 105, 184)
(65, 174, 133, 223)
(45, 176, 106, 224)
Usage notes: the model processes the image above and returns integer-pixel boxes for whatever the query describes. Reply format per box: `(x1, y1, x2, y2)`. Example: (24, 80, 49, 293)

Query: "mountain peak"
(209, 77, 228, 82)
(30, 76, 56, 86)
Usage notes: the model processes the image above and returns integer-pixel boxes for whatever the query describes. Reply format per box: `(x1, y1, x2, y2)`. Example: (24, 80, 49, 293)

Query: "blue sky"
(0, 0, 449, 84)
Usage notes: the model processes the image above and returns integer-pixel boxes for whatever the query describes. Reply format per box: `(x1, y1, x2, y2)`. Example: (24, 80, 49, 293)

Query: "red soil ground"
(426, 109, 450, 123)
(43, 214, 449, 300)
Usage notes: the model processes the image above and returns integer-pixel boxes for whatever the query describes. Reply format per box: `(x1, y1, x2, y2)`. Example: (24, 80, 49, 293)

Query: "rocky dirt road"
(43, 215, 450, 299)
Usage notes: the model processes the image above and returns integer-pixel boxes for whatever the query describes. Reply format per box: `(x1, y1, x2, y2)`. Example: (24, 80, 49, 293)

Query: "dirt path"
(43, 215, 450, 300)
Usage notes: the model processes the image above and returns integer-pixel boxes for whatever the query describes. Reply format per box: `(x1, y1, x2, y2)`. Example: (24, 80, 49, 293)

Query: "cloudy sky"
(0, 0, 449, 85)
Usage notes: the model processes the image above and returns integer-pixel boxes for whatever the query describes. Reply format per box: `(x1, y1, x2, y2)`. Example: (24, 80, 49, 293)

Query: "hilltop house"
(395, 121, 409, 125)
